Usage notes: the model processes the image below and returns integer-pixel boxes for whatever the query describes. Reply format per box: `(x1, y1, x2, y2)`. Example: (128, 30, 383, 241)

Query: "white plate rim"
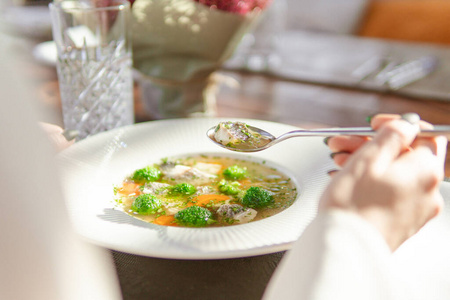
(57, 118, 333, 259)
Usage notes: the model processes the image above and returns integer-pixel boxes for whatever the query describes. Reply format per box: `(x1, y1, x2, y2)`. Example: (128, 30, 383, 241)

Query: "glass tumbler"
(50, 0, 134, 141)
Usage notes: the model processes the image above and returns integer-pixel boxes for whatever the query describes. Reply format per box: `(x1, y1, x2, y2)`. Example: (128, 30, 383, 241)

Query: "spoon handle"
(417, 125, 450, 138)
(280, 125, 450, 139)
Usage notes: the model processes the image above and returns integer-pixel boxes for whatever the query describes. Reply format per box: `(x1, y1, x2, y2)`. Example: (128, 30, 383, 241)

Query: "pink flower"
(128, 0, 270, 14)
(194, 0, 271, 15)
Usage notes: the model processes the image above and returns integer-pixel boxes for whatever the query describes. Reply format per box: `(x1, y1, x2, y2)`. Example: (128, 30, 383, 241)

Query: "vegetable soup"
(114, 154, 298, 227)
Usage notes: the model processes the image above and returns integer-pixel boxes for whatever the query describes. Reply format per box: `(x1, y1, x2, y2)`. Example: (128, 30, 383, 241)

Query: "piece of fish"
(193, 162, 222, 175)
(161, 164, 216, 185)
(214, 122, 251, 146)
(142, 182, 171, 195)
(163, 202, 184, 215)
(216, 204, 257, 224)
(195, 186, 217, 196)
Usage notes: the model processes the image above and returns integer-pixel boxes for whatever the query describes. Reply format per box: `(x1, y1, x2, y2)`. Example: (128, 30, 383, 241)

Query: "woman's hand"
(320, 114, 448, 250)
(39, 123, 74, 152)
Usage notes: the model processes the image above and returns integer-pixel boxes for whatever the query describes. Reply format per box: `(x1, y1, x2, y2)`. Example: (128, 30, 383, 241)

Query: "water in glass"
(57, 40, 133, 140)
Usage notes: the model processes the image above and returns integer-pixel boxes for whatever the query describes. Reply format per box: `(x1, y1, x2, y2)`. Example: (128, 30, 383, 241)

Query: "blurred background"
(1, 0, 450, 127)
(5, 0, 450, 43)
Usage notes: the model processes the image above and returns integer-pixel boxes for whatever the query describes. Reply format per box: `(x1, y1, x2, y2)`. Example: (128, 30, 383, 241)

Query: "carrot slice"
(153, 215, 178, 226)
(239, 178, 252, 186)
(187, 194, 230, 207)
(118, 182, 141, 196)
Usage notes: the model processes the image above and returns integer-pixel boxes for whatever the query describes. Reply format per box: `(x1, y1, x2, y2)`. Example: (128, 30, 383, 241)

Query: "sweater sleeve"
(263, 209, 401, 300)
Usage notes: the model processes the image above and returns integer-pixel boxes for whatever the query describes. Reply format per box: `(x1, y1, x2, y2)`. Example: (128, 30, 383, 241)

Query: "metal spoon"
(207, 124, 450, 153)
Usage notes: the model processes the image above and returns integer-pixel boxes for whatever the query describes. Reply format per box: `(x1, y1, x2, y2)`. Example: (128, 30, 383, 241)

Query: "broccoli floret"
(131, 166, 161, 183)
(223, 165, 247, 180)
(218, 179, 241, 195)
(131, 194, 162, 214)
(174, 206, 213, 227)
(242, 186, 274, 208)
(169, 183, 197, 195)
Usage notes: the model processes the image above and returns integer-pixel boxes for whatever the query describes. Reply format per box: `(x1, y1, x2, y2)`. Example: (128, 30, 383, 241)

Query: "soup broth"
(115, 155, 298, 227)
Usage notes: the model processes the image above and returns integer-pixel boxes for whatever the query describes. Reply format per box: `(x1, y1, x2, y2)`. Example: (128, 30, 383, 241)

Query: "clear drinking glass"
(50, 0, 133, 141)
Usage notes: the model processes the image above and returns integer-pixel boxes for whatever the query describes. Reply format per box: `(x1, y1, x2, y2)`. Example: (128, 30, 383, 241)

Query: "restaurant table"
(33, 69, 450, 178)
(16, 33, 450, 300)
(37, 71, 450, 300)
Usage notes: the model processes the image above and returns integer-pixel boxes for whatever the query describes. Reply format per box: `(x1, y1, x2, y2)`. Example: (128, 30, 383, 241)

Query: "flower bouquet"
(131, 0, 271, 119)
